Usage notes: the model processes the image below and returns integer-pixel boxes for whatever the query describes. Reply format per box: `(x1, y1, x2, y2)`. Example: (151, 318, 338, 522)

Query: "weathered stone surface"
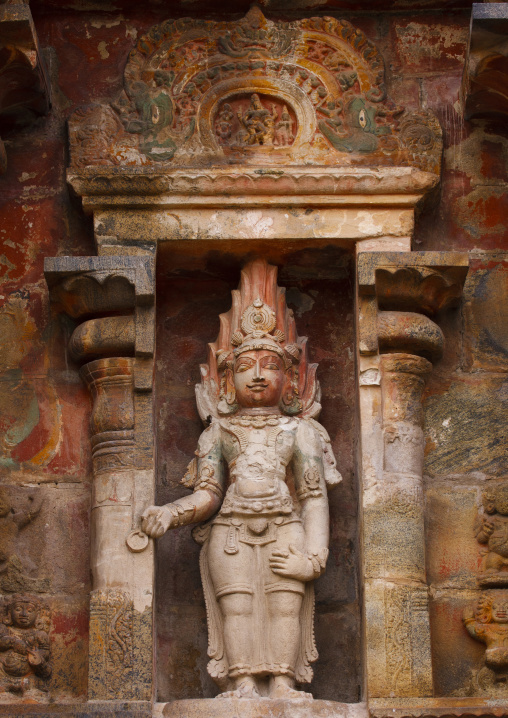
(462, 3, 508, 120)
(369, 696, 508, 718)
(0, 703, 151, 717)
(92, 206, 415, 246)
(424, 375, 508, 476)
(0, 2, 50, 172)
(161, 697, 368, 718)
(364, 579, 432, 698)
(463, 255, 508, 372)
(425, 484, 480, 589)
(67, 9, 442, 174)
(0, 1, 506, 713)
(429, 593, 487, 697)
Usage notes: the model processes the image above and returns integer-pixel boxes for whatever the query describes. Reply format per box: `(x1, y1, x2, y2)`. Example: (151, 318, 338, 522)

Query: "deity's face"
(492, 601, 508, 624)
(251, 94, 262, 110)
(233, 350, 285, 409)
(11, 601, 37, 628)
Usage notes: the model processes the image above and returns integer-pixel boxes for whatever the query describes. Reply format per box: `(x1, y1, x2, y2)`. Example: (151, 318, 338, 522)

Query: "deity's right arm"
(463, 608, 486, 643)
(0, 625, 14, 651)
(142, 421, 224, 537)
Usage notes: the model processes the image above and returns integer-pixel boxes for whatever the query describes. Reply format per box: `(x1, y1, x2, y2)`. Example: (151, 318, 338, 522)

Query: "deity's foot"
(269, 678, 313, 700)
(216, 679, 261, 699)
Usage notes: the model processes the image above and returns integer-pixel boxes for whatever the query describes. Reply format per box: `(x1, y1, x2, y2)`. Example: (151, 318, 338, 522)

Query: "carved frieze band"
(68, 6, 442, 173)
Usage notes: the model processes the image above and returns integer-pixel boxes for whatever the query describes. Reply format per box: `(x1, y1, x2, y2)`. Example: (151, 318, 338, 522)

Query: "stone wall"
(0, 0, 506, 708)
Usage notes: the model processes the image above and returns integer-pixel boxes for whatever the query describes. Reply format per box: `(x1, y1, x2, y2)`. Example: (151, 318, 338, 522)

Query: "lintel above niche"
(67, 6, 442, 176)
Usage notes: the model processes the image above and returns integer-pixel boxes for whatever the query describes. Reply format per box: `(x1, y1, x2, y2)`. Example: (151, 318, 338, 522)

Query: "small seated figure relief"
(463, 593, 508, 695)
(0, 595, 51, 701)
(475, 484, 508, 587)
(141, 260, 341, 700)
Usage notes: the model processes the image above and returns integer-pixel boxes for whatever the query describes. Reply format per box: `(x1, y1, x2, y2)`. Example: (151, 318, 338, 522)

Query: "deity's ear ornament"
(196, 259, 321, 423)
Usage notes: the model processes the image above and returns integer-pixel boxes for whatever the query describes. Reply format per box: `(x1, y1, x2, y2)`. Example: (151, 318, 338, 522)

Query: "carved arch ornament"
(69, 6, 441, 173)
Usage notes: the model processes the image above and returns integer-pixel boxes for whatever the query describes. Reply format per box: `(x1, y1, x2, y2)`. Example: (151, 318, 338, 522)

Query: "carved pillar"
(44, 256, 155, 703)
(357, 252, 469, 701)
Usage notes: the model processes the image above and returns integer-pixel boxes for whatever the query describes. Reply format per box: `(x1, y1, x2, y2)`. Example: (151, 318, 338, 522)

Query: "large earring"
(218, 368, 238, 415)
(281, 368, 302, 416)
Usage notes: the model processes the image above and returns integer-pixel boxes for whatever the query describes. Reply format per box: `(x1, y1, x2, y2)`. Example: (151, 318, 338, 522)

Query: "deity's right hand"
(141, 505, 179, 538)
(483, 519, 495, 537)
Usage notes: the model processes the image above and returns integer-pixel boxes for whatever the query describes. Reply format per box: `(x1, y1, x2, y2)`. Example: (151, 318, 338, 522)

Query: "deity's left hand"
(27, 648, 43, 667)
(269, 545, 315, 582)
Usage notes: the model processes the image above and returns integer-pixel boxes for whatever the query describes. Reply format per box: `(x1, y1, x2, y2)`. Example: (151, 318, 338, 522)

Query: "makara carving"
(68, 6, 441, 173)
(141, 260, 341, 699)
(0, 595, 51, 701)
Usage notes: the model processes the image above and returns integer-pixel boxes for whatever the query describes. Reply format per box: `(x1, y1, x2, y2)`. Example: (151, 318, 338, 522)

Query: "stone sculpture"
(142, 259, 341, 699)
(463, 593, 508, 694)
(0, 489, 49, 594)
(475, 484, 508, 587)
(0, 594, 51, 700)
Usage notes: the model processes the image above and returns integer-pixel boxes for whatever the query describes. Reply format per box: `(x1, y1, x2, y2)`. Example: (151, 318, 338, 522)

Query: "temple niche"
(154, 250, 357, 705)
(0, 1, 507, 718)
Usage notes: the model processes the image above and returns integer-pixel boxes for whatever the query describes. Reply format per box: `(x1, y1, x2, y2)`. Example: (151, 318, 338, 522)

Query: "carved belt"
(212, 515, 301, 555)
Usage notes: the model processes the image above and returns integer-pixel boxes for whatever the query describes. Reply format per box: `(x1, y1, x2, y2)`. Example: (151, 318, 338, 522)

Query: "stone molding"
(66, 166, 438, 248)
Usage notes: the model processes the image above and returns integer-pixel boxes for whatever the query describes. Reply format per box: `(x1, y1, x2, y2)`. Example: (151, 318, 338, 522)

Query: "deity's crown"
(215, 297, 301, 370)
(197, 259, 322, 422)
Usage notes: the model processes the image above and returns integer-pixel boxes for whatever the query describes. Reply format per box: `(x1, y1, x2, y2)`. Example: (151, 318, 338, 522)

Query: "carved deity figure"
(475, 484, 508, 586)
(237, 94, 277, 146)
(142, 260, 341, 699)
(0, 595, 51, 700)
(0, 489, 47, 594)
(274, 105, 294, 146)
(215, 103, 234, 144)
(463, 593, 508, 692)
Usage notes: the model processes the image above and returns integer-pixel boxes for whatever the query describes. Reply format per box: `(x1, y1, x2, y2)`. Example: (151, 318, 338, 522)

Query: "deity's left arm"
(30, 631, 52, 679)
(292, 420, 330, 561)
